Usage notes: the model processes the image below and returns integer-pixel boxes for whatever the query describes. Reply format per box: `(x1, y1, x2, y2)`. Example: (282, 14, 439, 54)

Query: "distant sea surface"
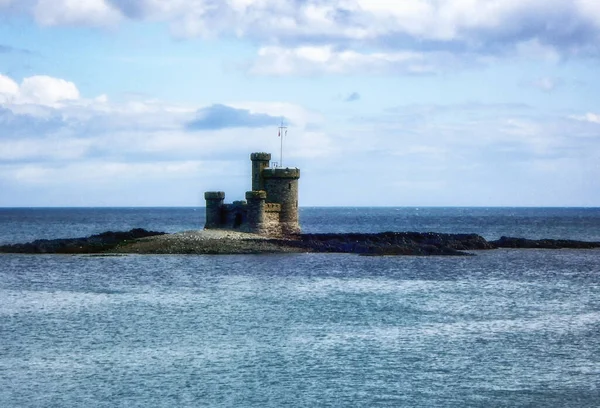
(1, 207, 599, 407)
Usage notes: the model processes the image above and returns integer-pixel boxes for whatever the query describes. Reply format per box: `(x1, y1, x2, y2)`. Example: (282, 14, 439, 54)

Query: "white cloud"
(18, 75, 80, 105)
(570, 112, 600, 124)
(351, 103, 600, 164)
(0, 0, 598, 79)
(250, 45, 472, 75)
(227, 101, 324, 129)
(0, 74, 19, 103)
(138, 1, 600, 56)
(33, 0, 121, 26)
(0, 73, 328, 169)
(577, 0, 600, 28)
(0, 74, 80, 106)
(7, 160, 209, 185)
(3, 1, 600, 58)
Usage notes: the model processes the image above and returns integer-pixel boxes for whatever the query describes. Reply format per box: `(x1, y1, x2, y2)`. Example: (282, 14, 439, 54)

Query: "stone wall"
(222, 201, 248, 229)
(263, 203, 282, 236)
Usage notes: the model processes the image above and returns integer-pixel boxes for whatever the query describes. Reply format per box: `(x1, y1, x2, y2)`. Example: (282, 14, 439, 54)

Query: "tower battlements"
(204, 191, 225, 200)
(245, 190, 267, 200)
(203, 152, 300, 236)
(262, 168, 301, 179)
(250, 152, 272, 161)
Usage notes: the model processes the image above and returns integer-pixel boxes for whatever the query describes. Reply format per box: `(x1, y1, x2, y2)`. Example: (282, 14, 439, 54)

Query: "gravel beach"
(112, 230, 304, 254)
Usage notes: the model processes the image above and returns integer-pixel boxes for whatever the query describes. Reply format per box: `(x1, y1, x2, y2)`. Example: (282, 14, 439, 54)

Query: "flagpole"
(278, 118, 287, 167)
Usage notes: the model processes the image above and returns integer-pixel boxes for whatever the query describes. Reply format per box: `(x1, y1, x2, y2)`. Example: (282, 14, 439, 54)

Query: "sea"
(0, 207, 599, 407)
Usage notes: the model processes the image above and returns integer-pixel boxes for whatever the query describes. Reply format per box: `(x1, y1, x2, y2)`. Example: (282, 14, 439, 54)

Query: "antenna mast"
(278, 118, 287, 167)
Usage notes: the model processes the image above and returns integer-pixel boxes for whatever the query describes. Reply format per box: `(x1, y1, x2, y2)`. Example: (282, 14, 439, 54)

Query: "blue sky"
(1, 0, 599, 207)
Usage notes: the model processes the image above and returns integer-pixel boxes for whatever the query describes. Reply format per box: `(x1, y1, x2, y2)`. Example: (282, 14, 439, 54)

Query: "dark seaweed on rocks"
(491, 236, 600, 249)
(0, 228, 165, 254)
(273, 232, 495, 256)
(2, 229, 600, 255)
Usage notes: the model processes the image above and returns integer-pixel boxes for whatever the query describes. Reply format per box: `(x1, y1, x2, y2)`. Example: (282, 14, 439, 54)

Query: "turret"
(250, 152, 271, 191)
(204, 191, 225, 229)
(244, 190, 266, 234)
(262, 168, 301, 235)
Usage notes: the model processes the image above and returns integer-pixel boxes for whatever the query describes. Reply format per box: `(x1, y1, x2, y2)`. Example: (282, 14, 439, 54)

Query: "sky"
(0, 0, 599, 207)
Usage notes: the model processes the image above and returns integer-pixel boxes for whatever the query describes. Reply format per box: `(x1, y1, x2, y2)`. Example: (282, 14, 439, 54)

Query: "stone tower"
(262, 167, 301, 235)
(204, 152, 300, 236)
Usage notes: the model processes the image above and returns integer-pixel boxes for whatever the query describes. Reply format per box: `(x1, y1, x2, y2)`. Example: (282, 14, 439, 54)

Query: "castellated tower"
(262, 168, 301, 235)
(204, 152, 300, 236)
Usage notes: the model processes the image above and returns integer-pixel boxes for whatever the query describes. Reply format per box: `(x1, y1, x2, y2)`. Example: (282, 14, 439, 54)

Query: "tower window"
(288, 183, 291, 190)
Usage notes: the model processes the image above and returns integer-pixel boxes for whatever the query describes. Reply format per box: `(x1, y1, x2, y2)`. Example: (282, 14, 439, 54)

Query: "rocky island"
(2, 228, 599, 256)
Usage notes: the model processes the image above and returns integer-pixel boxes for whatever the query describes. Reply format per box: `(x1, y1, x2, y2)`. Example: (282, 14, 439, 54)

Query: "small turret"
(250, 152, 271, 191)
(204, 191, 225, 229)
(244, 190, 266, 233)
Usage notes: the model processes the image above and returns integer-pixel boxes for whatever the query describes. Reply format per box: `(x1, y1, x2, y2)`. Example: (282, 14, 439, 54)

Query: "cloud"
(1, 72, 598, 206)
(32, 0, 121, 27)
(0, 74, 79, 106)
(570, 112, 600, 124)
(0, 74, 19, 103)
(0, 107, 68, 142)
(249, 45, 476, 75)
(3, 1, 600, 74)
(186, 104, 282, 131)
(101, 0, 600, 55)
(351, 103, 599, 162)
(525, 76, 564, 92)
(345, 92, 360, 102)
(104, 0, 147, 18)
(6, 160, 209, 185)
(0, 73, 325, 169)
(19, 75, 80, 105)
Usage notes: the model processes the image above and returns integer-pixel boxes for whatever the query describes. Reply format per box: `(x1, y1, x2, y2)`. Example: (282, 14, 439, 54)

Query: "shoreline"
(2, 229, 600, 256)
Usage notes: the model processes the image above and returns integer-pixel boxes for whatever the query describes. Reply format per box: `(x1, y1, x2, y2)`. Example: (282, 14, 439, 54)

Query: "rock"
(3, 229, 599, 256)
(490, 236, 600, 249)
(0, 228, 165, 254)
(270, 232, 494, 256)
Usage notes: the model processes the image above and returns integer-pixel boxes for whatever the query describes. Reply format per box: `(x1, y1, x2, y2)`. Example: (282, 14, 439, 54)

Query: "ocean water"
(1, 208, 599, 407)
